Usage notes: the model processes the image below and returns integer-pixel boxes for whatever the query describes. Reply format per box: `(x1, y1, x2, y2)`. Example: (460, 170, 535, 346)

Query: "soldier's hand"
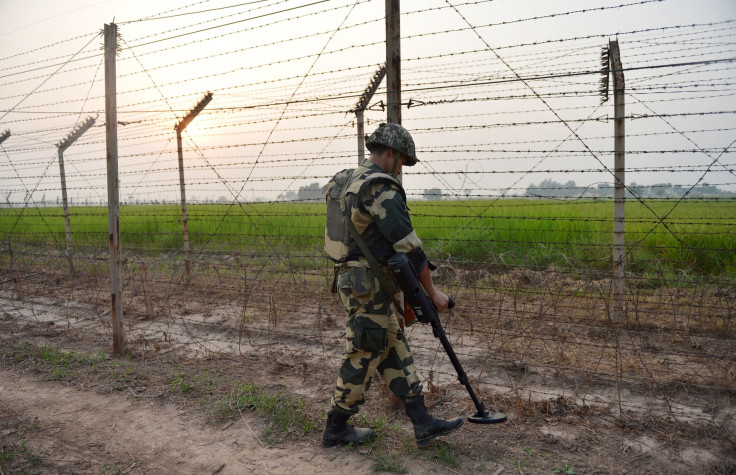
(428, 287, 450, 312)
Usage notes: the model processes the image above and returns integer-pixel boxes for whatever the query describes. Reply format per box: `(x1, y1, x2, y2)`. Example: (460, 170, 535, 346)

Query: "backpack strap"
(354, 171, 405, 211)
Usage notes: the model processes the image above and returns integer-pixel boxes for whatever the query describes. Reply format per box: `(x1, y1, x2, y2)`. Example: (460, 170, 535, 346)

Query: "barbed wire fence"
(0, 0, 734, 452)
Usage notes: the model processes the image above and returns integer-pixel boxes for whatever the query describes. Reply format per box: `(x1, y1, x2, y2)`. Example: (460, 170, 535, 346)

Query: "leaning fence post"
(57, 115, 96, 275)
(105, 22, 125, 355)
(352, 65, 386, 164)
(175, 92, 213, 279)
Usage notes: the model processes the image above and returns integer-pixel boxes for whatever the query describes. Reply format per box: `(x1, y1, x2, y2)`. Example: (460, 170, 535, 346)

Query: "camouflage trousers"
(331, 264, 423, 415)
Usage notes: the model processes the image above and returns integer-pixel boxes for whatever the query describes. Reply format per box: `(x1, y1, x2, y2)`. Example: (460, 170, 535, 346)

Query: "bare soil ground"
(1, 369, 378, 474)
(1, 267, 735, 474)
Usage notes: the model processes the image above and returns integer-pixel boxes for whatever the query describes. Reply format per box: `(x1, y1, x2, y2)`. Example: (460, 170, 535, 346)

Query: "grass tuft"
(211, 383, 317, 439)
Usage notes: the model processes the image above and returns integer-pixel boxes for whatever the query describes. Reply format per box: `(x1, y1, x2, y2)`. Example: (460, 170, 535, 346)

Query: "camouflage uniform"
(331, 160, 424, 415)
(322, 123, 468, 449)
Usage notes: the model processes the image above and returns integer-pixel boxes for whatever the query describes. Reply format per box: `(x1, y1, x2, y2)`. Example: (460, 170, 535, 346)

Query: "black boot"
(321, 409, 374, 448)
(404, 395, 464, 447)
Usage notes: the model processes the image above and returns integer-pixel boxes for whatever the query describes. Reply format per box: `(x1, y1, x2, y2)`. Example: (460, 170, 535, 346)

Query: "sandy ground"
(1, 369, 382, 474)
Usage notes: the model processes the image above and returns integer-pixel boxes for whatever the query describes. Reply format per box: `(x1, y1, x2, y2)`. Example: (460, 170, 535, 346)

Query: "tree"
(526, 179, 587, 198)
(277, 191, 297, 202)
(278, 182, 323, 202)
(297, 182, 323, 202)
(424, 188, 443, 200)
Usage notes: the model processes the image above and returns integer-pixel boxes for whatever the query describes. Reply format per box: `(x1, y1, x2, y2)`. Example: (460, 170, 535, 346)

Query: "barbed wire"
(120, 0, 273, 24)
(1, 257, 732, 386)
(0, 145, 62, 249)
(0, 0, 214, 63)
(0, 0, 368, 82)
(440, 0, 735, 264)
(8, 107, 734, 157)
(5, 16, 734, 92)
(5, 172, 735, 195)
(3, 16, 730, 95)
(1, 3, 734, 430)
(3, 129, 736, 164)
(6, 56, 733, 118)
(0, 31, 102, 123)
(6, 27, 731, 108)
(5, 133, 735, 170)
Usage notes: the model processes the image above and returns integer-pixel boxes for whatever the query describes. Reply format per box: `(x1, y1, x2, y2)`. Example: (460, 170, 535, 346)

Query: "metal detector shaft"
(427, 298, 487, 413)
(387, 253, 506, 424)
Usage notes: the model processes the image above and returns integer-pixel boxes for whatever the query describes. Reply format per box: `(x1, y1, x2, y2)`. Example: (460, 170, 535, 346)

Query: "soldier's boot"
(404, 395, 464, 447)
(321, 409, 374, 448)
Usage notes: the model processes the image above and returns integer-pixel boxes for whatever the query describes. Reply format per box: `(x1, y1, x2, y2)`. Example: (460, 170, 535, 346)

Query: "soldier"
(321, 123, 464, 448)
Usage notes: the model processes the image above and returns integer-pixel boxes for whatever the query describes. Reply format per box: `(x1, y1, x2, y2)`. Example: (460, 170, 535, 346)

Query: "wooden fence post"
(610, 39, 626, 323)
(385, 0, 401, 126)
(105, 22, 125, 355)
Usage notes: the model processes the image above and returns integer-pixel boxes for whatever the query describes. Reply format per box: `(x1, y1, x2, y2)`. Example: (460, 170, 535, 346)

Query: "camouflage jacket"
(343, 161, 422, 265)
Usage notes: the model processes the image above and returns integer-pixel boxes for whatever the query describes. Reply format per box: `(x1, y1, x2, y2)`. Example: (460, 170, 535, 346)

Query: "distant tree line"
(7, 179, 733, 209)
(266, 179, 736, 203)
(525, 180, 736, 198)
(277, 182, 323, 202)
(525, 179, 589, 198)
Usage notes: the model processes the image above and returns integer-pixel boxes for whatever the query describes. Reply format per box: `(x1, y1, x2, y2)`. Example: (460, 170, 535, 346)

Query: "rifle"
(387, 252, 507, 424)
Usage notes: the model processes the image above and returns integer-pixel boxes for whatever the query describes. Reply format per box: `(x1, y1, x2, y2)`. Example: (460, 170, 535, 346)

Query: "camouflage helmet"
(365, 122, 418, 166)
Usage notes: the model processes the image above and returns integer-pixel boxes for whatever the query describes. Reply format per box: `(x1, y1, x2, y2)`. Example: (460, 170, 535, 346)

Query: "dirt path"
(1, 368, 379, 474)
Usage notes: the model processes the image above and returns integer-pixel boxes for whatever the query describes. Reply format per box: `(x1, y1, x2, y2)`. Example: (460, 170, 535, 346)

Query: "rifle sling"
(343, 196, 405, 318)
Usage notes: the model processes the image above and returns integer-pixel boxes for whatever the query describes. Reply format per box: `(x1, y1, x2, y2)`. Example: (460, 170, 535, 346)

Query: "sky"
(1, 0, 735, 205)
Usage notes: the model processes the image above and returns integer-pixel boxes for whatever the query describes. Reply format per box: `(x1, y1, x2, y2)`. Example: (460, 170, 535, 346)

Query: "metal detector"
(387, 252, 507, 424)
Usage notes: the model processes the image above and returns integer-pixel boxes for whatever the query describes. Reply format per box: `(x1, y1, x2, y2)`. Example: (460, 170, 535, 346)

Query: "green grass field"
(1, 198, 734, 275)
